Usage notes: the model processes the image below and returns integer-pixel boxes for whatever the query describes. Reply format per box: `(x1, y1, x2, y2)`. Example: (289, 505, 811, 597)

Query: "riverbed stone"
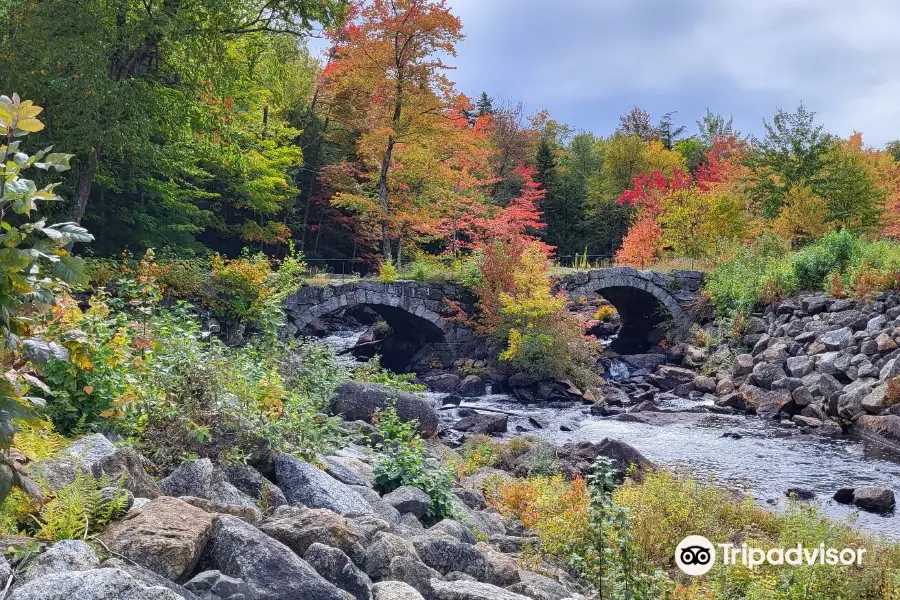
(275, 454, 373, 516)
(452, 413, 507, 435)
(732, 354, 754, 376)
(332, 381, 439, 436)
(259, 505, 363, 559)
(372, 581, 424, 600)
(429, 580, 531, 600)
(751, 362, 786, 390)
(852, 487, 896, 512)
(98, 497, 215, 583)
(411, 534, 487, 579)
(457, 376, 486, 398)
(647, 365, 696, 391)
(19, 540, 99, 585)
(383, 486, 432, 520)
(204, 515, 349, 600)
(9, 568, 182, 600)
(785, 356, 814, 378)
(304, 542, 373, 600)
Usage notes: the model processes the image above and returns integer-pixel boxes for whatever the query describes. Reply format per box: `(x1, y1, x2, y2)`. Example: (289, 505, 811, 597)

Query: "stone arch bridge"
(284, 267, 703, 369)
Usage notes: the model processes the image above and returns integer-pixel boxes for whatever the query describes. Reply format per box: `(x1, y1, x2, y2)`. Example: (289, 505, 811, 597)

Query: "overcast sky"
(311, 0, 900, 146)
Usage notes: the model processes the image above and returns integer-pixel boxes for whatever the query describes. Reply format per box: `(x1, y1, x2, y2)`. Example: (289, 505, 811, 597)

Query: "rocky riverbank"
(0, 380, 654, 600)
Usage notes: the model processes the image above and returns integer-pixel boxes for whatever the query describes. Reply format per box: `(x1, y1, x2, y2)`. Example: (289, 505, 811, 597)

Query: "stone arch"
(563, 267, 691, 353)
(286, 281, 476, 370)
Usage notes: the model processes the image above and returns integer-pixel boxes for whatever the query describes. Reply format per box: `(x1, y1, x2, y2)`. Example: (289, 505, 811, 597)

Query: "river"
(320, 328, 900, 539)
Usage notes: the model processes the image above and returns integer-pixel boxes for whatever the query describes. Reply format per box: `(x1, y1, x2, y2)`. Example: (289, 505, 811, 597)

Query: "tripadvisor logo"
(675, 535, 867, 575)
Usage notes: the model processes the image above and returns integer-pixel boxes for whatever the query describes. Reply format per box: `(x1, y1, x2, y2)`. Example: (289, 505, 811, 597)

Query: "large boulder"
(19, 540, 99, 585)
(203, 515, 350, 600)
(556, 439, 652, 481)
(383, 486, 432, 520)
(852, 486, 896, 512)
(427, 520, 476, 545)
(507, 571, 571, 600)
(99, 497, 215, 583)
(389, 557, 441, 600)
(372, 581, 425, 600)
(647, 366, 696, 391)
(429, 580, 531, 600)
(9, 568, 181, 600)
(221, 464, 288, 509)
(304, 542, 373, 600)
(457, 376, 487, 398)
(452, 413, 507, 435)
(731, 354, 754, 377)
(260, 505, 363, 559)
(101, 558, 198, 600)
(28, 435, 159, 497)
(855, 414, 900, 445)
(411, 534, 487, 579)
(158, 459, 256, 509)
(751, 362, 786, 391)
(183, 570, 253, 600)
(332, 382, 439, 437)
(363, 532, 421, 582)
(474, 542, 519, 586)
(275, 454, 373, 517)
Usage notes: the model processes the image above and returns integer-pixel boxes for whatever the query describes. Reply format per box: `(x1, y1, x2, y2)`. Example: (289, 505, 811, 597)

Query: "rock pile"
(5, 433, 593, 600)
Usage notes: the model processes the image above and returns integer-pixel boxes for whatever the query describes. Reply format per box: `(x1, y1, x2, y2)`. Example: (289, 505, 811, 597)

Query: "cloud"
(445, 0, 900, 145)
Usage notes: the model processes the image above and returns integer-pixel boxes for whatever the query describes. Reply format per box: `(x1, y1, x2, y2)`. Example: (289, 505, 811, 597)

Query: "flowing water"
(320, 327, 900, 539)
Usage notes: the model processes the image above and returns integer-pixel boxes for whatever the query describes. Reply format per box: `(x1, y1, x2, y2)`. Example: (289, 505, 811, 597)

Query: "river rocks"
(364, 531, 421, 581)
(507, 571, 572, 600)
(429, 580, 531, 600)
(474, 542, 519, 587)
(854, 414, 900, 444)
(388, 557, 440, 600)
(383, 486, 432, 520)
(422, 374, 461, 394)
(458, 376, 486, 398)
(452, 413, 508, 435)
(19, 540, 99, 585)
(833, 486, 896, 512)
(647, 365, 696, 391)
(876, 333, 899, 353)
(259, 505, 362, 558)
(275, 454, 373, 517)
(372, 581, 424, 600)
(9, 568, 183, 600)
(835, 379, 878, 419)
(332, 382, 439, 437)
(183, 570, 253, 600)
(411, 534, 487, 579)
(221, 464, 288, 508)
(862, 384, 887, 414)
(785, 356, 814, 378)
(732, 354, 754, 376)
(159, 459, 256, 510)
(204, 515, 349, 600)
(751, 362, 786, 390)
(99, 497, 215, 582)
(428, 520, 476, 545)
(820, 327, 853, 350)
(692, 375, 717, 394)
(304, 543, 373, 600)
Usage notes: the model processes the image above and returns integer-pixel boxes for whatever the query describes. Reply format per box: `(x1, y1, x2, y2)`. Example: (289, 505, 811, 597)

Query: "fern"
(13, 420, 66, 462)
(31, 473, 129, 541)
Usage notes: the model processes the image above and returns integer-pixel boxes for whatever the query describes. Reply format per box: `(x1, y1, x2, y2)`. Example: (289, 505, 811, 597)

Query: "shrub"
(371, 407, 454, 521)
(206, 251, 275, 341)
(593, 305, 617, 322)
(378, 259, 399, 283)
(352, 356, 425, 392)
(456, 435, 503, 477)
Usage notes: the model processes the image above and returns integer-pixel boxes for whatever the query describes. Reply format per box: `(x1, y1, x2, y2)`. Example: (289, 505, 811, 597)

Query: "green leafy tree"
(745, 104, 833, 218)
(0, 94, 94, 506)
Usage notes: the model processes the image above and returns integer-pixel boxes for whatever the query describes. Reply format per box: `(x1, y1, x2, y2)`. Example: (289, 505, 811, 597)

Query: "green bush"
(371, 407, 455, 521)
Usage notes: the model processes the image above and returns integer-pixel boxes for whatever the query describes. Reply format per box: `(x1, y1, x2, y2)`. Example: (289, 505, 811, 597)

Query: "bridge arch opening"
(566, 271, 686, 355)
(292, 292, 452, 372)
(588, 286, 674, 354)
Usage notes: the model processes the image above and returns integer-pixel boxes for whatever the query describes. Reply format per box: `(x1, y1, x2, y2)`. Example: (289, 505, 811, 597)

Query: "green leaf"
(0, 248, 33, 272)
(51, 255, 89, 285)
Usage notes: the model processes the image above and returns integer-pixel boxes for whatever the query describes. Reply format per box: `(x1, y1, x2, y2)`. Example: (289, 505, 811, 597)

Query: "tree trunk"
(378, 135, 395, 261)
(67, 146, 98, 224)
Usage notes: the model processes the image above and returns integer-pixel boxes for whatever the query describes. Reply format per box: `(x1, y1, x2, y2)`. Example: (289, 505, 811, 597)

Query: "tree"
(656, 112, 686, 150)
(322, 0, 464, 261)
(615, 218, 662, 267)
(696, 109, 737, 147)
(476, 92, 495, 117)
(618, 106, 654, 141)
(771, 184, 831, 243)
(745, 104, 832, 218)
